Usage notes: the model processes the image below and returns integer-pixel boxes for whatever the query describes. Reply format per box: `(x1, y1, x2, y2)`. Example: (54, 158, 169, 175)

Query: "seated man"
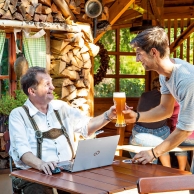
(9, 66, 116, 194)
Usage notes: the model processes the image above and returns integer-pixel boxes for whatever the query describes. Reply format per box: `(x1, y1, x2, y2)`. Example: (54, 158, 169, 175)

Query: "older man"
(9, 66, 116, 194)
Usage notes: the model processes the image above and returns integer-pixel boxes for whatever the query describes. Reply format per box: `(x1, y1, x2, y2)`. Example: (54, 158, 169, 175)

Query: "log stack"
(0, 0, 109, 115)
(0, 0, 109, 24)
(0, 0, 69, 22)
(51, 30, 99, 115)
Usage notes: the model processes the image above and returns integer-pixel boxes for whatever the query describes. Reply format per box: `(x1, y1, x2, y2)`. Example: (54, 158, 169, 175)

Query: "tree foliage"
(94, 78, 115, 97)
(120, 78, 145, 97)
(94, 28, 145, 97)
(120, 28, 136, 52)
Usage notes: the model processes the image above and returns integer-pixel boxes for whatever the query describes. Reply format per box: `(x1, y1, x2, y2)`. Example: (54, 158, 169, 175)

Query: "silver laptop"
(57, 135, 120, 172)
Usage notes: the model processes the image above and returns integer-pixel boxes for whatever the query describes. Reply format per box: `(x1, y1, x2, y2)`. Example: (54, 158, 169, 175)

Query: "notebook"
(57, 135, 120, 172)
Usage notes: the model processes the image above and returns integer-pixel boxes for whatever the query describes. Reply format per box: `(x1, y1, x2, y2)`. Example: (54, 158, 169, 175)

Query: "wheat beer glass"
(113, 92, 126, 127)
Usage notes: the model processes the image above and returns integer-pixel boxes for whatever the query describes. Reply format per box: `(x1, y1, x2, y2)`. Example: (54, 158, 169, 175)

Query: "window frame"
(94, 27, 151, 101)
(0, 33, 17, 96)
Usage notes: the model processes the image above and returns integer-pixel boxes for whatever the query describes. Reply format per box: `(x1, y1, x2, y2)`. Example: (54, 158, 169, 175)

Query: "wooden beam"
(156, 0, 163, 7)
(164, 6, 194, 19)
(0, 75, 9, 79)
(180, 18, 184, 59)
(94, 0, 135, 43)
(116, 10, 141, 23)
(114, 21, 142, 28)
(173, 19, 178, 58)
(0, 20, 81, 32)
(10, 33, 17, 94)
(112, 23, 135, 29)
(149, 0, 161, 25)
(170, 22, 194, 53)
(109, 0, 136, 25)
(138, 0, 155, 20)
(129, 3, 144, 14)
(102, 0, 116, 6)
(157, 0, 164, 26)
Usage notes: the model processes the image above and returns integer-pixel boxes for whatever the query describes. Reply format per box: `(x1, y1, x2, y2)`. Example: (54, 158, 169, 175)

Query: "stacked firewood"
(0, 0, 109, 24)
(0, 0, 66, 22)
(50, 30, 99, 115)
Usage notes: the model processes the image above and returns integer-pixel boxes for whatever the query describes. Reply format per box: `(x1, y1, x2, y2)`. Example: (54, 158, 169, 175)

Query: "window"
(0, 33, 18, 96)
(0, 37, 9, 96)
(94, 27, 149, 98)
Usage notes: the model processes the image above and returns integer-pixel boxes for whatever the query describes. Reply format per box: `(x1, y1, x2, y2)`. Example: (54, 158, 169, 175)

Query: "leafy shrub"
(0, 90, 27, 116)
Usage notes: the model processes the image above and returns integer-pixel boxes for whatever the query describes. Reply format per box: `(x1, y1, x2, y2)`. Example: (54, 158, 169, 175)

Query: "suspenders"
(22, 105, 75, 160)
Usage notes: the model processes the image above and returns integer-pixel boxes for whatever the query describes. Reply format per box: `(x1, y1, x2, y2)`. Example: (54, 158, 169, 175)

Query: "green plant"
(0, 90, 27, 132)
(0, 90, 27, 116)
(53, 91, 59, 100)
(0, 90, 59, 116)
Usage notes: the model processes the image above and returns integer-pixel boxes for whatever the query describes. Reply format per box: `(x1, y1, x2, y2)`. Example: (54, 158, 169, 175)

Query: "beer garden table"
(11, 156, 191, 194)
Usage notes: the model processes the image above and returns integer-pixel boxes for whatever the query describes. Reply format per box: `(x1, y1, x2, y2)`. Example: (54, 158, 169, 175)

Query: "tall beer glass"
(113, 92, 126, 127)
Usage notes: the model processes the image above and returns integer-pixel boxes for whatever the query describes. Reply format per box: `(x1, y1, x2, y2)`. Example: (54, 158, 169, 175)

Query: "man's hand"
(21, 152, 58, 175)
(131, 150, 155, 164)
(107, 105, 117, 120)
(123, 109, 137, 124)
(107, 104, 133, 120)
(38, 161, 58, 175)
(125, 105, 133, 110)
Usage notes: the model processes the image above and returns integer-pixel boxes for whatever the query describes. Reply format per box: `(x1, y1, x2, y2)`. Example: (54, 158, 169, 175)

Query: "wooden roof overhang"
(95, 0, 194, 51)
(0, 0, 193, 44)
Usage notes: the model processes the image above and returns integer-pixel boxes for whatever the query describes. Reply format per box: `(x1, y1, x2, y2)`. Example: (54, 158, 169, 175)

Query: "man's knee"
(23, 183, 53, 194)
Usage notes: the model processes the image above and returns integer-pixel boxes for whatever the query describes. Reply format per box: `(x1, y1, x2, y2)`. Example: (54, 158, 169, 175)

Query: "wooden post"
(10, 33, 17, 95)
(117, 126, 126, 156)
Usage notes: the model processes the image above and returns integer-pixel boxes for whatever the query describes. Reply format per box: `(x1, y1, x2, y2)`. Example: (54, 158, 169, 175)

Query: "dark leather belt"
(35, 128, 63, 140)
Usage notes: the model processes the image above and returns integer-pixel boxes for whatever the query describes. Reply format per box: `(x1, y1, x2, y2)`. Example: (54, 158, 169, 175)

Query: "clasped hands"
(108, 104, 137, 123)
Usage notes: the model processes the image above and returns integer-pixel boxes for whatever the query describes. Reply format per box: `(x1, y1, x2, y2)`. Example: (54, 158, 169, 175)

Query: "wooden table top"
(11, 156, 191, 194)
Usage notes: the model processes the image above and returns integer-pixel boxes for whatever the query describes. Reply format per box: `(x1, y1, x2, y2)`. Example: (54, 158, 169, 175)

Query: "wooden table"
(11, 156, 191, 194)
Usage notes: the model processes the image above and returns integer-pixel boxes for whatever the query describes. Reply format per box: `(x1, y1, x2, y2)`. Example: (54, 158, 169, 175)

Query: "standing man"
(9, 66, 116, 194)
(123, 27, 194, 173)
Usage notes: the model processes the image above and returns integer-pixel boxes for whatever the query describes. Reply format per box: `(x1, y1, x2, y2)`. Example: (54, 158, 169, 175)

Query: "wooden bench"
(117, 144, 194, 171)
(137, 175, 194, 194)
(117, 145, 194, 153)
(99, 122, 194, 168)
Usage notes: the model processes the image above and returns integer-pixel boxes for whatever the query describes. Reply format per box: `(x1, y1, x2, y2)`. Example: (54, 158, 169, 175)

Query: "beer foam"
(113, 92, 126, 97)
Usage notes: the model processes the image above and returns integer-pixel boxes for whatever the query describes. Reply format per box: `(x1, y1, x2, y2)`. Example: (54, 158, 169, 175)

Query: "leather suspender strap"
(54, 110, 75, 160)
(22, 105, 43, 159)
(22, 105, 75, 160)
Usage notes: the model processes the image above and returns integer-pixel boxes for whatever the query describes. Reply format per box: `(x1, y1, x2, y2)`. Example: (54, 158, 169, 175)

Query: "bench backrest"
(137, 175, 194, 194)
